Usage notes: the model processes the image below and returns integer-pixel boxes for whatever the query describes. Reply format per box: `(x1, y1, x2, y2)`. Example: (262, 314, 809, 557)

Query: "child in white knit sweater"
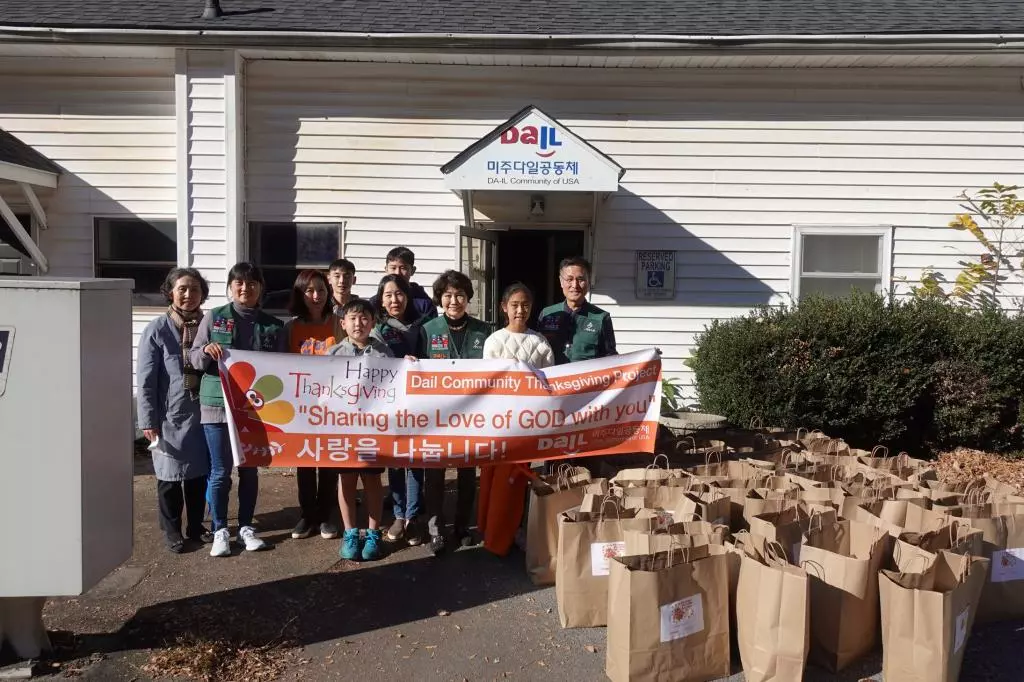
(482, 283, 554, 368)
(477, 283, 554, 556)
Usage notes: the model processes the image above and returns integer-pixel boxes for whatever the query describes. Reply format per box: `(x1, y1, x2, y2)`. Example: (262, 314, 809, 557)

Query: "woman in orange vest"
(283, 269, 344, 541)
(478, 283, 555, 556)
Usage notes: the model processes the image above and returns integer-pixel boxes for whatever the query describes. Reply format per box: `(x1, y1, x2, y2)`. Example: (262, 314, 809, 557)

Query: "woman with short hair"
(420, 269, 493, 555)
(136, 267, 213, 553)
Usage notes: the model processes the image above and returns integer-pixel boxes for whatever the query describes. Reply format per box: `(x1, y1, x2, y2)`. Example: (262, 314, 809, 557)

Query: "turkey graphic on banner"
(219, 348, 661, 468)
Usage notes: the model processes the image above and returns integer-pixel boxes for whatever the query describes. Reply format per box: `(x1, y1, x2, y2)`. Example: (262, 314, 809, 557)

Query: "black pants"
(425, 467, 476, 537)
(297, 467, 339, 525)
(157, 476, 207, 542)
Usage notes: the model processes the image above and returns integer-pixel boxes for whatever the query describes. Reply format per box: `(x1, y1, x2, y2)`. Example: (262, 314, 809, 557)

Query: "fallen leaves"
(140, 635, 291, 681)
(935, 448, 1024, 490)
(584, 645, 598, 654)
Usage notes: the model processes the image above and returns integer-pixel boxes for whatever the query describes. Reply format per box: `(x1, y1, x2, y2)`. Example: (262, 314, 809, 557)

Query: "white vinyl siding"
(240, 61, 1024, 394)
(0, 50, 176, 392)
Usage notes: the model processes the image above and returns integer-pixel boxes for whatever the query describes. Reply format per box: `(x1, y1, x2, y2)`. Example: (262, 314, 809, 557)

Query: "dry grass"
(934, 447, 1024, 491)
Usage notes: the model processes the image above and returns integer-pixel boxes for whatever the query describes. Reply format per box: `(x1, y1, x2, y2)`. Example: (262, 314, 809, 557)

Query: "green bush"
(688, 292, 1024, 454)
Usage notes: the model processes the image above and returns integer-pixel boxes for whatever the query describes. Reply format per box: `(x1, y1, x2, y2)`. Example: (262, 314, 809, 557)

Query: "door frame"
(459, 224, 500, 325)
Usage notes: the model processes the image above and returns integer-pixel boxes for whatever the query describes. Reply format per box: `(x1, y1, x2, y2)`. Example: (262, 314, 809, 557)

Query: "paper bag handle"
(764, 540, 790, 567)
(800, 559, 825, 580)
(749, 416, 764, 431)
(651, 454, 670, 471)
(795, 427, 808, 442)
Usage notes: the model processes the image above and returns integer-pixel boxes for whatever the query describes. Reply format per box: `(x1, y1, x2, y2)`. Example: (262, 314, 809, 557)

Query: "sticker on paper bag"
(954, 607, 970, 653)
(654, 510, 674, 530)
(991, 548, 1024, 583)
(590, 541, 626, 577)
(660, 594, 705, 643)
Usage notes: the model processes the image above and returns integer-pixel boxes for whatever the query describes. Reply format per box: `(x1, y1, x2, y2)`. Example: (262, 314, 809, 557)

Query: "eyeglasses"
(441, 292, 468, 301)
(561, 276, 588, 285)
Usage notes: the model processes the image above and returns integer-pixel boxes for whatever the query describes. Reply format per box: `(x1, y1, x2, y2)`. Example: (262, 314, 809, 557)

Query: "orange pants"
(477, 464, 532, 557)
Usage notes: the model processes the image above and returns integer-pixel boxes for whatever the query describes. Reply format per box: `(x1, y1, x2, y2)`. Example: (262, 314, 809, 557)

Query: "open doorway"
(496, 229, 585, 328)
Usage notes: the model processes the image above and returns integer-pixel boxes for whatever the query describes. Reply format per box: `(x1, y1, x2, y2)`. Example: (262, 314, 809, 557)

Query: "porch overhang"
(440, 105, 624, 193)
(0, 129, 62, 274)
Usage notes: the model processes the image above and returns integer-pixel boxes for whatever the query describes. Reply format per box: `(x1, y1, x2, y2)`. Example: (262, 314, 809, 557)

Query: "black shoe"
(292, 518, 315, 539)
(186, 526, 213, 544)
(428, 533, 447, 556)
(406, 518, 424, 547)
(453, 527, 477, 548)
(166, 534, 186, 554)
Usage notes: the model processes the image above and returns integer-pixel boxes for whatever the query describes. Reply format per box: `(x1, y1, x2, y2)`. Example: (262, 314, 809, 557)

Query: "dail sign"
(500, 125, 562, 157)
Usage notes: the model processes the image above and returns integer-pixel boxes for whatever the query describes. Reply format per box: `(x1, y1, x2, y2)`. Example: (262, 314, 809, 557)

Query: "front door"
(459, 226, 499, 325)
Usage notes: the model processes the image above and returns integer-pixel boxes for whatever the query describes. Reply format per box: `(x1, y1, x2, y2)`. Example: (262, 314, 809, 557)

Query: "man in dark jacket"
(368, 246, 438, 320)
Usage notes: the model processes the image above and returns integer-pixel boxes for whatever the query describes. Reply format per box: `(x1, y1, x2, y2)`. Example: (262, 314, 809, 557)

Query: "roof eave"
(3, 26, 1024, 52)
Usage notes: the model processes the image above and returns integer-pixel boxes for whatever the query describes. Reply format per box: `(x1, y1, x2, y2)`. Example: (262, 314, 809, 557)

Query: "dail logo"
(500, 125, 562, 158)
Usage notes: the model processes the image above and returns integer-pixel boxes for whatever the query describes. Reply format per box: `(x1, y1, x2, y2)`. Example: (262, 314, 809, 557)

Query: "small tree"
(915, 183, 1024, 310)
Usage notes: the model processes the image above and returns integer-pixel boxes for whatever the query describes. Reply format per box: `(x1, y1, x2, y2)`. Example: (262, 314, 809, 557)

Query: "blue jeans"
(204, 423, 259, 531)
(389, 467, 423, 520)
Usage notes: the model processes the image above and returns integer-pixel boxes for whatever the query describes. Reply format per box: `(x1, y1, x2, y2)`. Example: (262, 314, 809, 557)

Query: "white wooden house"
(2, 1, 1024, 397)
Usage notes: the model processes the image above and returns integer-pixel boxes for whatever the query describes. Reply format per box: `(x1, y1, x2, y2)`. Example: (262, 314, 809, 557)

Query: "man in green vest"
(420, 270, 493, 555)
(537, 256, 617, 475)
(538, 256, 617, 365)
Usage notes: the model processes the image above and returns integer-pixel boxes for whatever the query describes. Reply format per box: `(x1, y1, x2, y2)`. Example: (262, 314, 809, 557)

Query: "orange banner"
(220, 348, 662, 468)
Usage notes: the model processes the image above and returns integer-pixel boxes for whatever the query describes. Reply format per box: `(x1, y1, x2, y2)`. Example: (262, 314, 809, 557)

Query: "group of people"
(136, 246, 617, 563)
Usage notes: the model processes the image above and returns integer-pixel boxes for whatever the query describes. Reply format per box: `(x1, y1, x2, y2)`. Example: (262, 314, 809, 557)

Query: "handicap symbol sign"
(647, 271, 665, 288)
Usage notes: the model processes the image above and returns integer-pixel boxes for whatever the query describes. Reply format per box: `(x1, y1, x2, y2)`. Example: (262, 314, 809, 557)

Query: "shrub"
(689, 292, 1024, 454)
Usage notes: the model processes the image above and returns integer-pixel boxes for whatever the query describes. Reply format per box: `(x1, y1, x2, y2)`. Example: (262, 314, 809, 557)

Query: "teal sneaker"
(340, 528, 361, 560)
(362, 529, 383, 561)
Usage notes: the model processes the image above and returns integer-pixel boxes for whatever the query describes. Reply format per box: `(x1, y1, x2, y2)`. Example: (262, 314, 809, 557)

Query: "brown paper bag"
(958, 512, 1024, 623)
(736, 545, 810, 682)
(606, 546, 731, 682)
(623, 520, 729, 555)
(800, 519, 889, 672)
(554, 504, 652, 628)
(747, 506, 837, 566)
(525, 470, 607, 586)
(879, 550, 990, 682)
(675, 489, 732, 527)
(896, 519, 983, 559)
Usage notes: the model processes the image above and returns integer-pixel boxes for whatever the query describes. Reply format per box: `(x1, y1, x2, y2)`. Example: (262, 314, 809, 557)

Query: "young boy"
(370, 247, 438, 320)
(327, 298, 391, 560)
(327, 258, 357, 316)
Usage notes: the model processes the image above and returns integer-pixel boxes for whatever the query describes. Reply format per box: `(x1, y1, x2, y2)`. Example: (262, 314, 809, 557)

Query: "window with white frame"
(94, 217, 177, 306)
(791, 226, 892, 299)
(248, 222, 344, 309)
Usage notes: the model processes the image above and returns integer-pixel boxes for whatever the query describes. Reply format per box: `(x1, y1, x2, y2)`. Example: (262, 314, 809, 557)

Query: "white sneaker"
(210, 529, 231, 557)
(238, 526, 268, 552)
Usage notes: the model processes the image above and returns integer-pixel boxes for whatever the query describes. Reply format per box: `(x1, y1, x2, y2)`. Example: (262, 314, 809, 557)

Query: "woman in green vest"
(421, 269, 493, 555)
(189, 262, 285, 558)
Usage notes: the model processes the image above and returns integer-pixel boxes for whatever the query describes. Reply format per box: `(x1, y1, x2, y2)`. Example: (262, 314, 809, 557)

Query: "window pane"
(261, 267, 304, 310)
(97, 263, 171, 300)
(255, 223, 340, 268)
(802, 234, 880, 274)
(800, 276, 881, 298)
(95, 218, 176, 262)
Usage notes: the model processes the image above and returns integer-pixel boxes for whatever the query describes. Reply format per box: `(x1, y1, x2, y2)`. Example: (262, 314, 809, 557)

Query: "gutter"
(3, 25, 1024, 51)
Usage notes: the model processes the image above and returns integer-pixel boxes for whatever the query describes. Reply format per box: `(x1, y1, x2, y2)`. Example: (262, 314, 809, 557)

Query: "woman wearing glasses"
(420, 270, 493, 555)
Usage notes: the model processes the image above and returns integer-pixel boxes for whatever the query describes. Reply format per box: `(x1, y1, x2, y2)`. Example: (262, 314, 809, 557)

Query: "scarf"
(167, 305, 203, 395)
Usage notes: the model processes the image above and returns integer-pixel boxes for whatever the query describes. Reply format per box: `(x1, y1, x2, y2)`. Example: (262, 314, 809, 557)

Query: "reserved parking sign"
(635, 250, 675, 300)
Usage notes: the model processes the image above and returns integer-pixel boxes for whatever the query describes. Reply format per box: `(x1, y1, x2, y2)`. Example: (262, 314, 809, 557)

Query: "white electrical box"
(0, 278, 134, 596)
